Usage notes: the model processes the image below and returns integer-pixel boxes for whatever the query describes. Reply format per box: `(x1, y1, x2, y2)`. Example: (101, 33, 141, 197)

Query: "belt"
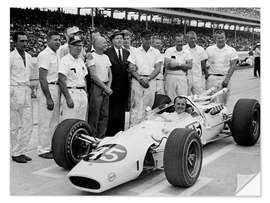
(67, 86, 85, 90)
(139, 75, 150, 77)
(49, 82, 59, 85)
(209, 74, 225, 77)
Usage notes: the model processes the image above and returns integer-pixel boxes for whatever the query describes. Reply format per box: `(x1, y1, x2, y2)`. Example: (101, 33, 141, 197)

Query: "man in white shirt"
(164, 33, 193, 100)
(128, 30, 163, 126)
(87, 36, 112, 138)
(183, 31, 208, 95)
(37, 31, 61, 159)
(152, 37, 165, 94)
(206, 30, 238, 105)
(58, 35, 88, 121)
(10, 31, 33, 163)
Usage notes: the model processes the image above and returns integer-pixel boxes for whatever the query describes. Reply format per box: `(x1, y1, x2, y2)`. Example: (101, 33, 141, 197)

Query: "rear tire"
(231, 99, 260, 146)
(152, 94, 171, 109)
(164, 128, 202, 187)
(52, 119, 94, 170)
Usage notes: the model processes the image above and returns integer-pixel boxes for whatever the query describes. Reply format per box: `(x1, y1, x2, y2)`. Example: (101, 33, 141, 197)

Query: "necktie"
(118, 49, 122, 63)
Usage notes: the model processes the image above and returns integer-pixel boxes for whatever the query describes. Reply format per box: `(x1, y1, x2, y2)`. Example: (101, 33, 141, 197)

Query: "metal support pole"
(91, 8, 94, 28)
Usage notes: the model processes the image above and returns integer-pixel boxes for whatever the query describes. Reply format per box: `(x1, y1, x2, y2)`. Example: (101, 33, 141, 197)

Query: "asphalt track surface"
(10, 68, 260, 196)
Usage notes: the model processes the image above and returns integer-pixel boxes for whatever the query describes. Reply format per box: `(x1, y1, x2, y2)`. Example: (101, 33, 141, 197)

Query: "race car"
(51, 88, 260, 193)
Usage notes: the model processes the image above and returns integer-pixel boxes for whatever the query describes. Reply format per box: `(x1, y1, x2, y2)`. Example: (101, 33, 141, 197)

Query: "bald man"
(86, 36, 112, 138)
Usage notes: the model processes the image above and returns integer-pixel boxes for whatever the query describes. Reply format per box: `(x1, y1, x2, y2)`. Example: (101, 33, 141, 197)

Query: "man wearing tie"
(105, 30, 131, 137)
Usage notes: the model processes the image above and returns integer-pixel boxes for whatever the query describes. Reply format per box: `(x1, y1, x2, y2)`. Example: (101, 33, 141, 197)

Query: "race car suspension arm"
(77, 134, 101, 146)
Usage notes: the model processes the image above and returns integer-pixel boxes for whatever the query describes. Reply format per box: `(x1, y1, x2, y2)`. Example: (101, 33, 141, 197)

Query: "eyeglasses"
(19, 40, 28, 42)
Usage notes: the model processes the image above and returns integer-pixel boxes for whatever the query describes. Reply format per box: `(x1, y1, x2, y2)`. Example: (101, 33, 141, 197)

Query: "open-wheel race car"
(52, 88, 260, 193)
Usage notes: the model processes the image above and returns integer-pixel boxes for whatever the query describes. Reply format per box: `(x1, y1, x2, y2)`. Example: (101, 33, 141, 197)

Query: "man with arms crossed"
(164, 33, 193, 100)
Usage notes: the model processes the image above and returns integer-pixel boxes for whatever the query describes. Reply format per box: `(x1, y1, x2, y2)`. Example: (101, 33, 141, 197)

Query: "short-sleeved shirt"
(183, 44, 208, 80)
(206, 44, 238, 75)
(90, 52, 111, 82)
(10, 48, 32, 86)
(59, 53, 88, 87)
(37, 46, 59, 83)
(128, 46, 163, 75)
(164, 46, 193, 75)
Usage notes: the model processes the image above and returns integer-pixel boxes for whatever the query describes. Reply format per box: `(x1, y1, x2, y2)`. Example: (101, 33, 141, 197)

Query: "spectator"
(253, 43, 260, 77)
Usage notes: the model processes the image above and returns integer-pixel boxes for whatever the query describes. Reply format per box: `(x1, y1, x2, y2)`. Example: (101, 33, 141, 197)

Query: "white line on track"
(32, 165, 66, 178)
(202, 145, 235, 167)
(130, 144, 235, 195)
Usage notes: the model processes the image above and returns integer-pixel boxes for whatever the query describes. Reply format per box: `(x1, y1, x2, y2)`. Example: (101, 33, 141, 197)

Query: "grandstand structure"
(10, 7, 260, 56)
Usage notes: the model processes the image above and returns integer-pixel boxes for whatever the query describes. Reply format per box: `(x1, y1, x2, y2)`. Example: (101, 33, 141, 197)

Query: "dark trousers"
(88, 83, 109, 138)
(254, 57, 260, 77)
(106, 95, 126, 137)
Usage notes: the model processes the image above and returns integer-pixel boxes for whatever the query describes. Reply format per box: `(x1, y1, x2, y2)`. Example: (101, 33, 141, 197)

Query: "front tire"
(52, 119, 94, 170)
(231, 99, 260, 146)
(164, 128, 202, 187)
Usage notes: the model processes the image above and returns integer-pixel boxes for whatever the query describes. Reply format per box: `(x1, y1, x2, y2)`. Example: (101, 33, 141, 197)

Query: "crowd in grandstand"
(205, 7, 260, 19)
(10, 8, 260, 56)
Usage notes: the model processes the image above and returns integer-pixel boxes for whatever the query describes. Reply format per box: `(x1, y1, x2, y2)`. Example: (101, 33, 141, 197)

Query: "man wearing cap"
(183, 31, 208, 95)
(206, 30, 238, 105)
(58, 35, 88, 121)
(58, 26, 86, 60)
(104, 30, 130, 137)
(128, 30, 163, 126)
(164, 33, 193, 100)
(37, 31, 61, 159)
(10, 31, 33, 163)
(121, 29, 137, 55)
(86, 36, 112, 138)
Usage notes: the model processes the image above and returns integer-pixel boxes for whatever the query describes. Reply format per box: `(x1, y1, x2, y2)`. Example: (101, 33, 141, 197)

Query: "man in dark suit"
(105, 30, 131, 137)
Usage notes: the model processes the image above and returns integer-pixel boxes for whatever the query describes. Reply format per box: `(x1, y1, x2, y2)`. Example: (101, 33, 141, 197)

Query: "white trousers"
(206, 75, 231, 105)
(10, 86, 33, 156)
(37, 85, 60, 154)
(60, 89, 88, 122)
(129, 79, 155, 127)
(155, 79, 165, 95)
(189, 77, 205, 95)
(165, 74, 188, 101)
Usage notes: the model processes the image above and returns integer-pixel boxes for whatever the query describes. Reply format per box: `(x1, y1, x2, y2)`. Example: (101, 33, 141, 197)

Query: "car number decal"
(185, 121, 202, 137)
(88, 144, 127, 163)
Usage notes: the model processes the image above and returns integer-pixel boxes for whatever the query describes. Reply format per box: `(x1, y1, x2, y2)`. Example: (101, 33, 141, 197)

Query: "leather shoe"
(22, 154, 32, 161)
(38, 152, 53, 159)
(12, 155, 27, 163)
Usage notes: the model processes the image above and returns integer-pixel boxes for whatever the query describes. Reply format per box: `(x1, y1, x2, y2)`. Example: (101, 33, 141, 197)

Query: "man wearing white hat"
(58, 35, 89, 121)
(58, 26, 86, 60)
